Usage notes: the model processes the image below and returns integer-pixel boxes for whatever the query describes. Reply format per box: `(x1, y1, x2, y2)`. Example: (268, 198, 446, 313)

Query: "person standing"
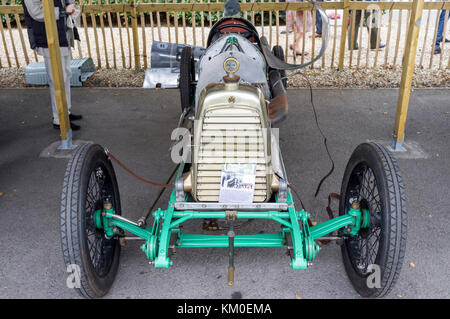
(280, 0, 293, 34)
(434, 10, 449, 54)
(347, 0, 385, 50)
(287, 0, 313, 56)
(22, 0, 83, 131)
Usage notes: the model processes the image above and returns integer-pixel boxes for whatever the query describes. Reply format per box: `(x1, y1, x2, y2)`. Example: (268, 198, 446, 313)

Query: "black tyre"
(339, 142, 407, 298)
(179, 46, 196, 112)
(272, 45, 287, 88)
(60, 143, 121, 298)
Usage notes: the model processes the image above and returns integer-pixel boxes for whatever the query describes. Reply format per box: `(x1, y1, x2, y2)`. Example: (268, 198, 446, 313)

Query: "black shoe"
(69, 113, 83, 121)
(445, 38, 450, 43)
(434, 47, 441, 54)
(53, 121, 81, 131)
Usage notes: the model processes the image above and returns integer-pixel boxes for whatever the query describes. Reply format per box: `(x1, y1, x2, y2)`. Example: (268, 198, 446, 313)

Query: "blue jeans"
(435, 10, 449, 48)
(315, 0, 323, 34)
(280, 0, 286, 19)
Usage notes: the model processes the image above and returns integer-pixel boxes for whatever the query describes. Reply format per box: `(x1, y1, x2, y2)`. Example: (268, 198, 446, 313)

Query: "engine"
(195, 34, 271, 103)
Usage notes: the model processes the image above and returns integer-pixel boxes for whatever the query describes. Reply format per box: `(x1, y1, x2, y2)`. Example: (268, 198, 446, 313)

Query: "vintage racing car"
(59, 0, 407, 298)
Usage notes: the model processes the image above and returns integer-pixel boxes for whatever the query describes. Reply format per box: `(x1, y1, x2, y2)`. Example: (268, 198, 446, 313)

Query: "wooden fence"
(0, 0, 449, 70)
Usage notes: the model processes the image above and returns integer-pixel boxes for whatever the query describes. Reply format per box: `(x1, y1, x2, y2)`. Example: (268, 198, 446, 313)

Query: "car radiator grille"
(195, 106, 270, 202)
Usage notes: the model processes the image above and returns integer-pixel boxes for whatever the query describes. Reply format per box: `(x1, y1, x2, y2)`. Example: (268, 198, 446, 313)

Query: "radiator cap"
(223, 75, 240, 90)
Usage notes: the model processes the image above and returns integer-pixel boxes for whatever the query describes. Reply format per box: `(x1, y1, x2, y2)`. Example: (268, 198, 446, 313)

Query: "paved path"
(0, 88, 448, 298)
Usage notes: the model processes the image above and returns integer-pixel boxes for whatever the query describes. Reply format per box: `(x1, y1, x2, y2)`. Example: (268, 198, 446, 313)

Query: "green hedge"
(2, 0, 283, 26)
(168, 0, 281, 25)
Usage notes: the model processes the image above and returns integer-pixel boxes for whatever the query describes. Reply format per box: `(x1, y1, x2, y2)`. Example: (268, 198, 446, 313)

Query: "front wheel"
(339, 142, 407, 298)
(60, 143, 121, 298)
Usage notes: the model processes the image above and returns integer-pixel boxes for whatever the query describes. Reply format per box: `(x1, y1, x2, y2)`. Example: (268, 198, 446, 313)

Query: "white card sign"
(219, 163, 257, 203)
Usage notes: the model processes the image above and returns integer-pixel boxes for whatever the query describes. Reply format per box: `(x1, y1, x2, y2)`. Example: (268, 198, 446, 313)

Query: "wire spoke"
(347, 165, 383, 275)
(83, 164, 116, 277)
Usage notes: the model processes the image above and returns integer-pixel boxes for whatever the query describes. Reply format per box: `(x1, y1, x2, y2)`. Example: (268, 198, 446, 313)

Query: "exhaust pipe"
(268, 70, 288, 124)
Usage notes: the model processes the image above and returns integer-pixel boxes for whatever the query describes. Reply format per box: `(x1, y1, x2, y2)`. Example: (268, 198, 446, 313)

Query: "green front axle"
(95, 191, 369, 270)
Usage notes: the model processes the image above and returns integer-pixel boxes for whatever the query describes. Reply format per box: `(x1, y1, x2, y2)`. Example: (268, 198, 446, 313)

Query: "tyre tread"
(369, 142, 407, 298)
(340, 142, 407, 298)
(60, 143, 106, 298)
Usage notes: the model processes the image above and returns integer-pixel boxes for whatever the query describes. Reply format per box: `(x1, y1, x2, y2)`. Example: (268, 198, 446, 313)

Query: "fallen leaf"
(295, 294, 302, 299)
(7, 193, 14, 198)
(0, 192, 3, 196)
(396, 293, 403, 298)
(409, 262, 415, 268)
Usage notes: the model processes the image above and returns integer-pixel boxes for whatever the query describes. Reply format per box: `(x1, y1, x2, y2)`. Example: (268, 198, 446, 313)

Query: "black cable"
(297, 71, 335, 198)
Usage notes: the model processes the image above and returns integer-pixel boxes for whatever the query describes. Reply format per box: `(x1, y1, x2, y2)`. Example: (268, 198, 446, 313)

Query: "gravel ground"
(0, 10, 449, 88)
(1, 66, 448, 88)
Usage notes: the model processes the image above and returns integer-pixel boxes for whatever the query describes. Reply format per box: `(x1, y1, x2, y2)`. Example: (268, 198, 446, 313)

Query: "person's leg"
(290, 14, 303, 52)
(363, 9, 384, 49)
(315, 0, 323, 35)
(61, 54, 72, 114)
(293, 11, 310, 55)
(43, 56, 60, 125)
(295, 31, 303, 52)
(435, 10, 447, 49)
(280, 0, 286, 20)
(45, 51, 79, 127)
(348, 10, 361, 50)
(369, 10, 380, 49)
(287, 10, 294, 33)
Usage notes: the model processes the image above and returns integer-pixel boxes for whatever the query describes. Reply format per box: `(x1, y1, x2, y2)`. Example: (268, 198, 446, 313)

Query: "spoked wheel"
(179, 46, 196, 112)
(60, 143, 121, 298)
(339, 142, 407, 298)
(272, 45, 287, 88)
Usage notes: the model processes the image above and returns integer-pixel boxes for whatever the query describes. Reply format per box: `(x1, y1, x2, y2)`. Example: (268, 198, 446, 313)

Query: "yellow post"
(130, 0, 141, 71)
(338, 0, 350, 70)
(392, 0, 424, 151)
(42, 0, 72, 148)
